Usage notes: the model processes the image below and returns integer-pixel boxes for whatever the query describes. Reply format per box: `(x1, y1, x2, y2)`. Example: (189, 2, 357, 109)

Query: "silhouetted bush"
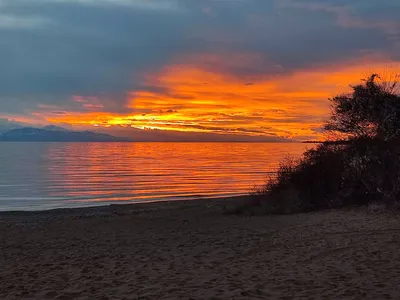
(248, 143, 346, 214)
(325, 74, 400, 140)
(240, 74, 400, 215)
(341, 138, 400, 205)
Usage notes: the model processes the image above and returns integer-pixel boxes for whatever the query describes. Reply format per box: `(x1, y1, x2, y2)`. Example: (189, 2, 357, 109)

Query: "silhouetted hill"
(42, 125, 71, 132)
(0, 119, 26, 134)
(0, 127, 131, 142)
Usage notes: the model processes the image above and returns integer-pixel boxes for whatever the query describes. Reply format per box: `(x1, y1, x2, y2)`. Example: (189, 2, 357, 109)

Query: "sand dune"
(1, 199, 400, 299)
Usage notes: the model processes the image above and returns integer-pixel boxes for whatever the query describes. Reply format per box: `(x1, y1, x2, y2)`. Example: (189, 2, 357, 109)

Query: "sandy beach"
(1, 198, 400, 299)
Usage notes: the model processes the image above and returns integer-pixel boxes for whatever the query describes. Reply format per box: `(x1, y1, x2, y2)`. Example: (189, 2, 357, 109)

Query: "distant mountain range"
(0, 118, 26, 134)
(0, 126, 131, 142)
(0, 119, 296, 142)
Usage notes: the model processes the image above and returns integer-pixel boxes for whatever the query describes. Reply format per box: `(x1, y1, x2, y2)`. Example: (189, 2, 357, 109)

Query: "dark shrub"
(251, 143, 346, 214)
(250, 137, 400, 214)
(341, 138, 400, 205)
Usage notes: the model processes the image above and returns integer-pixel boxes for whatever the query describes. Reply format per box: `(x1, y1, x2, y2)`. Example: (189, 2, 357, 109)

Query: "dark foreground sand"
(1, 198, 400, 300)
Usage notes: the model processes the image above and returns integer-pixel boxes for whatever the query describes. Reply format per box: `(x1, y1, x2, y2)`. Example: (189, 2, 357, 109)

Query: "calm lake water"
(0, 142, 312, 211)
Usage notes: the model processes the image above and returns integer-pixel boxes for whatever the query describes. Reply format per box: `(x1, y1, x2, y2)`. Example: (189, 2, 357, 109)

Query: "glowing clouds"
(43, 53, 399, 140)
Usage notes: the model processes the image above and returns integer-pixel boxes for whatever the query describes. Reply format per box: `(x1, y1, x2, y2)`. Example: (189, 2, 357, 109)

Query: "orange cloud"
(43, 53, 399, 140)
(73, 95, 105, 110)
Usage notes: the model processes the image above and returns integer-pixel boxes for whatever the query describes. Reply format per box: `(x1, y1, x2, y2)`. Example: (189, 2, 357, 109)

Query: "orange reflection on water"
(41, 142, 310, 206)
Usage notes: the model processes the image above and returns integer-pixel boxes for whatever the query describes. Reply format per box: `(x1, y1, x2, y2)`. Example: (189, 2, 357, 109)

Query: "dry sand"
(1, 198, 400, 299)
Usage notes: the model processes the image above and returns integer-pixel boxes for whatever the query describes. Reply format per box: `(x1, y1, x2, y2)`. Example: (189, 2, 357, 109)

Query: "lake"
(0, 142, 312, 211)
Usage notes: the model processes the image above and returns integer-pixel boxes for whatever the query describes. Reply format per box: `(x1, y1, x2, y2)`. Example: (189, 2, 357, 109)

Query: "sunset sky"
(1, 0, 399, 141)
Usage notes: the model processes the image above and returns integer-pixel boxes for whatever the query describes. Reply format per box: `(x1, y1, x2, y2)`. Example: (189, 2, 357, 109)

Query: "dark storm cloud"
(0, 0, 399, 115)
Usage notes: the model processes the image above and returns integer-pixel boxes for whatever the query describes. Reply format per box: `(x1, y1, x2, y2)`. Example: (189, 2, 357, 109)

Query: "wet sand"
(1, 198, 400, 299)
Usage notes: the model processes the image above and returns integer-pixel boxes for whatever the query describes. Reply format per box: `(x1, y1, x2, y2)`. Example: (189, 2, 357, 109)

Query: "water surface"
(0, 142, 312, 210)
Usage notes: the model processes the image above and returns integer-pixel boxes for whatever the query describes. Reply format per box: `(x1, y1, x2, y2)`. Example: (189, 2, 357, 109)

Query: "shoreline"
(0, 195, 251, 216)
